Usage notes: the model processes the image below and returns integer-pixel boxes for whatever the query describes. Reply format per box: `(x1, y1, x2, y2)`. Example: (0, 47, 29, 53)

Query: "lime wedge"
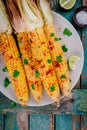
(68, 55, 80, 70)
(59, 0, 76, 10)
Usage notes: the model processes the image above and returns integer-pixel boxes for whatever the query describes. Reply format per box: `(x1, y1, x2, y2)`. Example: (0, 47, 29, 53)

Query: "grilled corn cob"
(17, 32, 42, 101)
(0, 34, 29, 105)
(0, 0, 29, 106)
(36, 0, 70, 96)
(6, 0, 42, 102)
(16, 0, 60, 103)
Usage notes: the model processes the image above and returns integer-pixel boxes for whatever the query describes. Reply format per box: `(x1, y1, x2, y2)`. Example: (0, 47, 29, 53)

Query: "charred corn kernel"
(0, 34, 28, 105)
(27, 28, 60, 104)
(17, 32, 42, 102)
(44, 24, 70, 96)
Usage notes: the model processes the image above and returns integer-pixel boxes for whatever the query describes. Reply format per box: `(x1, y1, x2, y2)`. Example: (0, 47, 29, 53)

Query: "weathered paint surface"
(30, 114, 50, 130)
(0, 115, 4, 130)
(55, 114, 80, 130)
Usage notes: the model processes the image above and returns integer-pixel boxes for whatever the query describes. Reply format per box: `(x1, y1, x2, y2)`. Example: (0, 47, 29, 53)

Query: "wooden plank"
(17, 112, 28, 130)
(0, 89, 87, 114)
(0, 115, 4, 130)
(4, 113, 19, 130)
(55, 114, 80, 130)
(30, 114, 50, 130)
(81, 115, 87, 130)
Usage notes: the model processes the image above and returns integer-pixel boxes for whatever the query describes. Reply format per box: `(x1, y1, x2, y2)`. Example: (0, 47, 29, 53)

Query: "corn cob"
(0, 0, 29, 105)
(28, 28, 60, 103)
(36, 0, 70, 96)
(17, 32, 42, 102)
(6, 0, 42, 102)
(0, 34, 28, 105)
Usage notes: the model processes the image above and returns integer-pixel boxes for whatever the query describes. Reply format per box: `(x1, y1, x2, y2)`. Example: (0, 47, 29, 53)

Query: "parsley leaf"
(60, 74, 66, 78)
(10, 101, 16, 108)
(13, 70, 20, 78)
(24, 59, 28, 65)
(35, 70, 40, 78)
(50, 33, 54, 37)
(4, 77, 11, 87)
(56, 55, 62, 63)
(62, 45, 68, 52)
(2, 67, 8, 72)
(18, 40, 22, 44)
(38, 45, 41, 48)
(54, 37, 62, 41)
(63, 28, 72, 36)
(50, 85, 55, 91)
(19, 53, 22, 58)
(47, 59, 52, 64)
(31, 84, 35, 90)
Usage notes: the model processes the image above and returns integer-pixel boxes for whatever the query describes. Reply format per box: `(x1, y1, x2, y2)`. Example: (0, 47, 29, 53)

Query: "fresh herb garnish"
(35, 70, 40, 77)
(2, 67, 8, 72)
(19, 53, 22, 58)
(50, 33, 54, 37)
(70, 78, 72, 83)
(31, 84, 35, 90)
(47, 59, 52, 64)
(18, 40, 22, 44)
(56, 55, 62, 63)
(50, 85, 55, 91)
(63, 28, 72, 36)
(54, 37, 62, 41)
(13, 70, 20, 78)
(4, 77, 11, 87)
(38, 45, 41, 48)
(10, 101, 16, 108)
(29, 57, 32, 60)
(24, 59, 28, 65)
(62, 45, 68, 52)
(60, 74, 66, 78)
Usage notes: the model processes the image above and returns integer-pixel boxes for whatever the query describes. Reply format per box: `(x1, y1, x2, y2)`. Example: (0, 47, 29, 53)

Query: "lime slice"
(59, 0, 76, 10)
(68, 55, 80, 70)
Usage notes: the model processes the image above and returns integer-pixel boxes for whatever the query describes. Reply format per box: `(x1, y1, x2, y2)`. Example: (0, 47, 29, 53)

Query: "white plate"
(0, 11, 84, 106)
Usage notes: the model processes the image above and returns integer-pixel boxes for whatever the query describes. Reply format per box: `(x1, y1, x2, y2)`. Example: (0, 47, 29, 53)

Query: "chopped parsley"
(10, 101, 16, 108)
(50, 33, 54, 37)
(54, 37, 62, 41)
(18, 40, 22, 44)
(31, 84, 35, 90)
(35, 70, 40, 78)
(29, 57, 32, 60)
(60, 74, 66, 78)
(19, 53, 22, 58)
(50, 85, 55, 91)
(70, 78, 72, 83)
(4, 77, 11, 87)
(24, 59, 28, 65)
(13, 70, 20, 78)
(56, 55, 62, 63)
(2, 67, 8, 72)
(28, 44, 31, 49)
(47, 59, 52, 64)
(62, 45, 68, 52)
(38, 45, 41, 48)
(63, 28, 72, 36)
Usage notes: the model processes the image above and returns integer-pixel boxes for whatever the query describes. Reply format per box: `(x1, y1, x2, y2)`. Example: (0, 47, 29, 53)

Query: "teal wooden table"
(0, 0, 87, 130)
